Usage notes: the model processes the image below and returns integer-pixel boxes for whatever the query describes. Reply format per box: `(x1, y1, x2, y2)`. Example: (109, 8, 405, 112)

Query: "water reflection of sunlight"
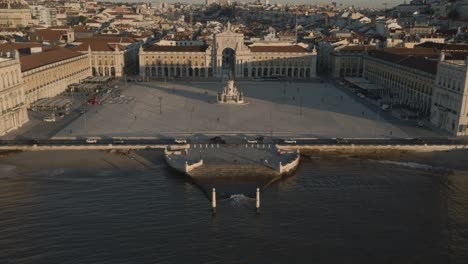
(184, 182, 194, 194)
(276, 172, 298, 192)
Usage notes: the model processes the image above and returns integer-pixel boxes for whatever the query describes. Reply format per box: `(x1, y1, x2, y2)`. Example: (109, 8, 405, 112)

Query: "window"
(459, 125, 466, 133)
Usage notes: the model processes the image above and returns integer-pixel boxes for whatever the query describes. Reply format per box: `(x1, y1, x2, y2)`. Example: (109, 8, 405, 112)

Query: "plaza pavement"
(54, 80, 433, 139)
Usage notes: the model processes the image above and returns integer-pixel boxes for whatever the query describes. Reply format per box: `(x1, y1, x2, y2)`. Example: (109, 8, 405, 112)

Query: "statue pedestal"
(217, 80, 245, 104)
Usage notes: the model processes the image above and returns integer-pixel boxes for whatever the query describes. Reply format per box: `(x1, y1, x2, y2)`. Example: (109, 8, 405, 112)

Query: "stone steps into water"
(189, 164, 278, 179)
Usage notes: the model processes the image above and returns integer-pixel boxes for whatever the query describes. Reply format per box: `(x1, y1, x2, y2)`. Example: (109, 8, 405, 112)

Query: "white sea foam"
(373, 160, 434, 170)
(229, 194, 254, 206)
(48, 168, 66, 177)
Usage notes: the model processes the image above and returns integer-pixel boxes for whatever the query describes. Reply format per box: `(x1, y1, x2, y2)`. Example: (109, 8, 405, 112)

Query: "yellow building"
(0, 0, 32, 28)
(363, 49, 438, 117)
(330, 45, 375, 78)
(0, 51, 28, 135)
(20, 48, 92, 106)
(139, 23, 317, 79)
(431, 54, 468, 136)
(72, 36, 140, 77)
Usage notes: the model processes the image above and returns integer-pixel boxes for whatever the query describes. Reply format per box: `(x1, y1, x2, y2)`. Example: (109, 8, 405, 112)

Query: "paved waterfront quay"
(164, 144, 299, 197)
(165, 144, 298, 174)
(53, 80, 437, 139)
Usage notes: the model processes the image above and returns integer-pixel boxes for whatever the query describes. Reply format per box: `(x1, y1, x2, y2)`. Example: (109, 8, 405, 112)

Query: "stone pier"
(164, 144, 300, 197)
(165, 144, 299, 176)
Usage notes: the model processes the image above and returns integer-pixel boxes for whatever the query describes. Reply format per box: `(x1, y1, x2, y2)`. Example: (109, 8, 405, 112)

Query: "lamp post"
(158, 96, 163, 115)
(172, 79, 175, 94)
(283, 80, 286, 97)
(300, 96, 303, 116)
(189, 105, 195, 135)
(298, 86, 302, 116)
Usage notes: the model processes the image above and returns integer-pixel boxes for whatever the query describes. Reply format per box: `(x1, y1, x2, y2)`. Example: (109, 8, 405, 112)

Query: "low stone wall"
(164, 147, 203, 174)
(0, 145, 168, 151)
(164, 148, 184, 173)
(185, 159, 204, 173)
(278, 145, 467, 153)
(279, 150, 300, 175)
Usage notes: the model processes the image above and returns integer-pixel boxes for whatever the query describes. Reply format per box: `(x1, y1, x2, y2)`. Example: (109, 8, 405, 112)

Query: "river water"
(0, 156, 467, 263)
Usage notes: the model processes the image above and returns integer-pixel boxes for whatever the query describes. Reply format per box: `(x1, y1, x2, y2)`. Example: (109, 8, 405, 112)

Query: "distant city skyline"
(117, 0, 403, 9)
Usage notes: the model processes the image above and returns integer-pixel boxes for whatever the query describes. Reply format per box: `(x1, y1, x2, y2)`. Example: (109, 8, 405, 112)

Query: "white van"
(43, 116, 56, 122)
(86, 138, 97, 144)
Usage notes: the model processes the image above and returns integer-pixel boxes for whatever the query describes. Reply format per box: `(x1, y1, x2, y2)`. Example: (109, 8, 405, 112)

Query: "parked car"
(209, 136, 226, 144)
(283, 139, 297, 144)
(247, 139, 258, 144)
(335, 138, 349, 144)
(86, 138, 97, 144)
(174, 139, 187, 144)
(255, 136, 265, 142)
(409, 138, 425, 144)
(113, 139, 125, 144)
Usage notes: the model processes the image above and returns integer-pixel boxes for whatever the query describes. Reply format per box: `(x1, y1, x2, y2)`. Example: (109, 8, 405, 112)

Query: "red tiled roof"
(144, 45, 208, 52)
(415, 42, 468, 53)
(76, 36, 137, 43)
(19, 48, 85, 72)
(0, 43, 42, 53)
(319, 36, 343, 43)
(339, 45, 376, 52)
(382, 47, 438, 57)
(32, 29, 65, 42)
(249, 45, 309, 53)
(73, 42, 124, 52)
(368, 50, 438, 75)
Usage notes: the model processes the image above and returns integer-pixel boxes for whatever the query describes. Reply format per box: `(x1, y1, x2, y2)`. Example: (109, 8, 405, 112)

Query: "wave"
(229, 194, 255, 207)
(372, 160, 434, 170)
(0, 164, 17, 178)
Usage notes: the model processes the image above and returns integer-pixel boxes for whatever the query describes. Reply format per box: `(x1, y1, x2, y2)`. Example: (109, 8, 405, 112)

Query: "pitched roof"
(143, 45, 208, 52)
(383, 47, 437, 57)
(73, 41, 125, 52)
(76, 36, 137, 43)
(0, 42, 42, 53)
(414, 42, 446, 50)
(31, 29, 65, 42)
(415, 42, 468, 53)
(443, 44, 468, 52)
(249, 45, 309, 53)
(339, 45, 376, 52)
(368, 50, 438, 75)
(19, 48, 84, 72)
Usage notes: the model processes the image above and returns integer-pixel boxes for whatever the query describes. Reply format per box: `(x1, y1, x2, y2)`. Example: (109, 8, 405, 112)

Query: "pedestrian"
(134, 115, 137, 120)
(390, 131, 393, 135)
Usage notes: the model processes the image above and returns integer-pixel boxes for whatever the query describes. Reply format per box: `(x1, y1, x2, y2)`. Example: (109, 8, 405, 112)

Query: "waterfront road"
(0, 137, 467, 147)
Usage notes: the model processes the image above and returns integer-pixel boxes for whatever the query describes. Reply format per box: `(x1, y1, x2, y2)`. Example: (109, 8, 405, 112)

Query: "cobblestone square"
(55, 80, 430, 138)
